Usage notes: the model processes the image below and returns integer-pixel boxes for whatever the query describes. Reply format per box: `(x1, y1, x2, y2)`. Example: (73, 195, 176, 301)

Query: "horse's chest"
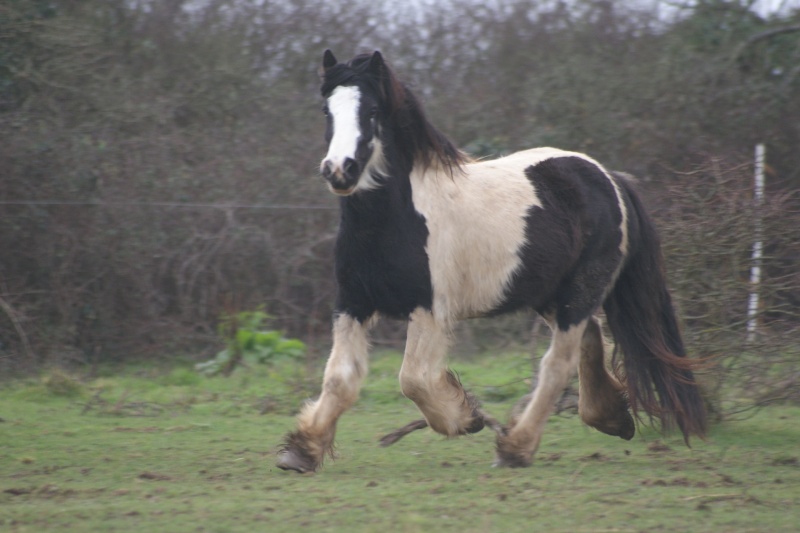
(335, 215, 433, 320)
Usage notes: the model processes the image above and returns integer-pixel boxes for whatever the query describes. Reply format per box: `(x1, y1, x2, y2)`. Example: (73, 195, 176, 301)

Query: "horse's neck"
(339, 169, 415, 234)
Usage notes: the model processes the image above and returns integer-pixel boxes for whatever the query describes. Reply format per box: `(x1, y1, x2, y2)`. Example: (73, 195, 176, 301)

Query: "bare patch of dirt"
(716, 472, 738, 485)
(640, 477, 708, 488)
(138, 471, 173, 481)
(580, 452, 607, 461)
(113, 426, 160, 433)
(685, 493, 763, 512)
(646, 440, 672, 453)
(5, 484, 108, 500)
(204, 472, 232, 481)
(4, 487, 33, 496)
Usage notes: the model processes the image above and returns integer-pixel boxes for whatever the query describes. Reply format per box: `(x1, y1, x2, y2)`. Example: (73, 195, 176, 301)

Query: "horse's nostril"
(321, 160, 334, 180)
(342, 158, 358, 176)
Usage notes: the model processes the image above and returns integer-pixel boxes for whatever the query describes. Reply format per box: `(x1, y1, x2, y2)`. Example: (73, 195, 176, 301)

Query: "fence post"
(746, 143, 765, 342)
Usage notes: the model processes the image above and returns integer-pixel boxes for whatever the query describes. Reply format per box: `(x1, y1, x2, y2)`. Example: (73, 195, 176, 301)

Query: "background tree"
(0, 0, 797, 412)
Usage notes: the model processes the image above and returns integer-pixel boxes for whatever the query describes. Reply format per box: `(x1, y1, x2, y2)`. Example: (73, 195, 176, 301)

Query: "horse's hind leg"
(397, 308, 486, 438)
(277, 314, 371, 472)
(578, 317, 635, 440)
(495, 319, 586, 467)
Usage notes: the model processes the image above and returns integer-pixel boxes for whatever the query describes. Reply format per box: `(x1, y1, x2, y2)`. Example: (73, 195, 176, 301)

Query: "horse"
(276, 50, 707, 473)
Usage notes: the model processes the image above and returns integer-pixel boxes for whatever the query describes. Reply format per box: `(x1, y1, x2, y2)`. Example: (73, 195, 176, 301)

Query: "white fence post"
(746, 143, 765, 342)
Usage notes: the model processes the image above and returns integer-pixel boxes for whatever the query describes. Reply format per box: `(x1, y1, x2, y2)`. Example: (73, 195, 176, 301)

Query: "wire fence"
(0, 200, 337, 210)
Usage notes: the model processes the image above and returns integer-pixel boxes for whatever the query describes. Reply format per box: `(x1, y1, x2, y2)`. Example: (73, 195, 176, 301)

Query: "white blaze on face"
(322, 85, 362, 174)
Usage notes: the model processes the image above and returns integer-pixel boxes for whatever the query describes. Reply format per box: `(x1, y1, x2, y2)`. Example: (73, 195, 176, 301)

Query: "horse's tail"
(603, 175, 707, 443)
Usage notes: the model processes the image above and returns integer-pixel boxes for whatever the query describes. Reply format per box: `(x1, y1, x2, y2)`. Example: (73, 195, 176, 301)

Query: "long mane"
(322, 53, 467, 176)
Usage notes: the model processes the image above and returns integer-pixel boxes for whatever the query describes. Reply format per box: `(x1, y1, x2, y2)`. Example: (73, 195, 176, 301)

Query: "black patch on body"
(491, 156, 625, 331)
(334, 171, 432, 322)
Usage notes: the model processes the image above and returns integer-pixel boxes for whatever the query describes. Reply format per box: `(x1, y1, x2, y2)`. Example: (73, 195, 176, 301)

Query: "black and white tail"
(604, 178, 707, 442)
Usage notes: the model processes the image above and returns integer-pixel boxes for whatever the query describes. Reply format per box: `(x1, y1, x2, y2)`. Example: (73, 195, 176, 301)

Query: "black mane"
(322, 53, 466, 176)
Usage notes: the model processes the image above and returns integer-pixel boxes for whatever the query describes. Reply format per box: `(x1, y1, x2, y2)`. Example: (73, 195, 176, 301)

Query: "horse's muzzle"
(321, 157, 360, 195)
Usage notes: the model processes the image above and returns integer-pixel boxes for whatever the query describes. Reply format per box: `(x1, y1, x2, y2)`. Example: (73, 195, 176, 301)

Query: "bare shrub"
(653, 157, 800, 413)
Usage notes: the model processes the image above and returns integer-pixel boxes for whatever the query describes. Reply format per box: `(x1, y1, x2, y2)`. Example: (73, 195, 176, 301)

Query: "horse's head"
(318, 50, 388, 196)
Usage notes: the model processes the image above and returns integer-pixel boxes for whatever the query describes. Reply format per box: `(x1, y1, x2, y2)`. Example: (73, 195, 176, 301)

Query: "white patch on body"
(410, 148, 543, 321)
(410, 147, 629, 321)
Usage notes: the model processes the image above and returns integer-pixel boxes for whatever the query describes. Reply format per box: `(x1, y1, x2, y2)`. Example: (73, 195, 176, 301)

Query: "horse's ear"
(322, 49, 337, 70)
(367, 51, 385, 77)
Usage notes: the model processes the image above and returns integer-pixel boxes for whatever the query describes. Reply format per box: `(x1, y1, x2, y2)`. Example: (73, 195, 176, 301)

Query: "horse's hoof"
(494, 437, 533, 468)
(584, 410, 636, 441)
(276, 448, 317, 473)
(617, 413, 636, 440)
(492, 451, 532, 468)
(465, 413, 485, 434)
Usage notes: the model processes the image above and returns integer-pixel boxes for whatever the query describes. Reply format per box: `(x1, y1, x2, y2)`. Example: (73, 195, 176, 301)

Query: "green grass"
(1, 351, 798, 532)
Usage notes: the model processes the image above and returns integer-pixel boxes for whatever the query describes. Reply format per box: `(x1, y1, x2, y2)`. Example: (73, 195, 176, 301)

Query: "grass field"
(1, 351, 798, 532)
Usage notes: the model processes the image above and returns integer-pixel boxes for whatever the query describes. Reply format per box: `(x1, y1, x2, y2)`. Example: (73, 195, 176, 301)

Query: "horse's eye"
(322, 105, 329, 116)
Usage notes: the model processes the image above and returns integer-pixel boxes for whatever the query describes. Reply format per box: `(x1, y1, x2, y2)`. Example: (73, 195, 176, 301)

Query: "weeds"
(41, 368, 87, 398)
(195, 309, 306, 377)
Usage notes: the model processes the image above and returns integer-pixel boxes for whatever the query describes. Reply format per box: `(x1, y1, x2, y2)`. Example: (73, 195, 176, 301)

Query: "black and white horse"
(277, 50, 707, 472)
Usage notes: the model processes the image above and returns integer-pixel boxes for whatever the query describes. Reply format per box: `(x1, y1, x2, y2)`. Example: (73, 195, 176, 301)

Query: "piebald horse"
(277, 50, 706, 472)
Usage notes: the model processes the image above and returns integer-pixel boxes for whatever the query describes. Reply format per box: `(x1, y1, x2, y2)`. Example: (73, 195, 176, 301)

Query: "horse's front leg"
(397, 309, 485, 437)
(277, 314, 372, 473)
